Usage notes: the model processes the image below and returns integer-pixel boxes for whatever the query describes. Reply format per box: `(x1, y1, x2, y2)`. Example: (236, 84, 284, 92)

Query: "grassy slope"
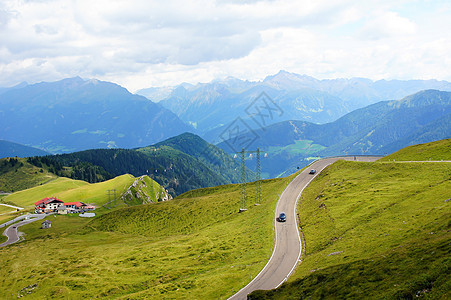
(0, 174, 157, 211)
(0, 175, 294, 299)
(0, 175, 166, 244)
(267, 140, 325, 156)
(249, 160, 450, 299)
(0, 205, 18, 244)
(2, 177, 89, 208)
(54, 174, 136, 208)
(121, 175, 169, 206)
(0, 157, 57, 193)
(379, 138, 451, 162)
(0, 205, 22, 224)
(0, 205, 15, 214)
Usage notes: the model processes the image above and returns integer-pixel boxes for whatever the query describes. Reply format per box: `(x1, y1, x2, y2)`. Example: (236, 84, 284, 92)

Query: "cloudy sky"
(0, 0, 450, 91)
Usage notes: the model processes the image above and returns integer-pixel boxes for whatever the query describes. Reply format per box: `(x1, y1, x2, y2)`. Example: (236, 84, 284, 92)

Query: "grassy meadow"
(267, 140, 325, 156)
(1, 177, 89, 209)
(0, 174, 295, 299)
(250, 160, 450, 299)
(379, 138, 451, 162)
(0, 205, 15, 214)
(1, 175, 138, 210)
(0, 157, 58, 193)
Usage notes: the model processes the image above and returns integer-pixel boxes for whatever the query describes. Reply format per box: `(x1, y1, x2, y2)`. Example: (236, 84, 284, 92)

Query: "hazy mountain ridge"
(0, 140, 50, 159)
(217, 90, 451, 177)
(0, 77, 193, 153)
(138, 71, 451, 136)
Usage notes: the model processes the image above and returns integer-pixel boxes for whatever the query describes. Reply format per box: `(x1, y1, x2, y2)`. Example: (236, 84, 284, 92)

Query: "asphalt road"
(229, 156, 381, 300)
(0, 214, 46, 248)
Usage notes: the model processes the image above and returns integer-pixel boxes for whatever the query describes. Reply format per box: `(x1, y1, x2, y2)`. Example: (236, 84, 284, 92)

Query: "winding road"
(229, 156, 381, 299)
(0, 214, 47, 248)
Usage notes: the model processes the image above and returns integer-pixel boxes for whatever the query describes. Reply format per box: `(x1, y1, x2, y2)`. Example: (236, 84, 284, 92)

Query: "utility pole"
(240, 148, 247, 212)
(106, 189, 117, 208)
(256, 148, 261, 205)
(235, 148, 265, 212)
(107, 189, 111, 208)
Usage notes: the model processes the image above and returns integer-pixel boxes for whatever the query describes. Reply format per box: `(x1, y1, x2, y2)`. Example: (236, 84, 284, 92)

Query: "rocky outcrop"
(121, 175, 172, 205)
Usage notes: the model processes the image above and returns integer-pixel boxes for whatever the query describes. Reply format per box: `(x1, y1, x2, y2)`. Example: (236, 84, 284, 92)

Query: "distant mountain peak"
(60, 76, 85, 84)
(262, 70, 318, 90)
(0, 77, 193, 152)
(395, 89, 451, 108)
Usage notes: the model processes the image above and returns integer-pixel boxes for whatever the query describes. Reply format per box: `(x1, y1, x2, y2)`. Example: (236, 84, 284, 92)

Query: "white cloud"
(0, 0, 450, 91)
(359, 11, 417, 40)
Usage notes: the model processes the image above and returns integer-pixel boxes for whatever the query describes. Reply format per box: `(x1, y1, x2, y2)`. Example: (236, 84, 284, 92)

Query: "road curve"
(0, 214, 46, 248)
(229, 156, 380, 300)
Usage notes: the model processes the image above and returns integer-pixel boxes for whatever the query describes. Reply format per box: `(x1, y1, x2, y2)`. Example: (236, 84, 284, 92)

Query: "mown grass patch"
(0, 205, 15, 214)
(379, 138, 451, 162)
(3, 177, 89, 208)
(249, 160, 450, 299)
(54, 174, 135, 208)
(267, 140, 325, 156)
(0, 174, 294, 299)
(1, 175, 137, 210)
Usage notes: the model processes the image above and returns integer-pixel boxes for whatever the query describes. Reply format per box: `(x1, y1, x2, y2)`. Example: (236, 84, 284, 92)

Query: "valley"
(0, 175, 291, 298)
(1, 2, 450, 298)
(0, 139, 449, 299)
(0, 75, 449, 299)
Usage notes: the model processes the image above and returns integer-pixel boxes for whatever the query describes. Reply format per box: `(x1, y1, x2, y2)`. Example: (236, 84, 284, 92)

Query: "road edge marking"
(273, 160, 332, 289)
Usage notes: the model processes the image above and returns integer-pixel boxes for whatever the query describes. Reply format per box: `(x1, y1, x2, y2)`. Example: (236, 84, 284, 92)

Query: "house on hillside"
(41, 220, 52, 229)
(56, 206, 76, 215)
(57, 202, 96, 214)
(35, 197, 63, 214)
(63, 202, 87, 211)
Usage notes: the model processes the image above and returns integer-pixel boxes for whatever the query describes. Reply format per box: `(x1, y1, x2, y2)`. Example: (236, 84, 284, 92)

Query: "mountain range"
(217, 89, 451, 177)
(0, 140, 50, 159)
(0, 74, 450, 181)
(137, 71, 451, 139)
(0, 77, 193, 153)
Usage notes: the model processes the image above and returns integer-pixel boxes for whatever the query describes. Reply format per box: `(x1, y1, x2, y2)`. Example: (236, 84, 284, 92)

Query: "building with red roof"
(34, 197, 63, 213)
(35, 198, 96, 214)
(63, 202, 86, 209)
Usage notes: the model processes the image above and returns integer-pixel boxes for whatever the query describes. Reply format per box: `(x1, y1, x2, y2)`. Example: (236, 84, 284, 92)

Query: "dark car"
(278, 212, 287, 222)
(309, 169, 316, 174)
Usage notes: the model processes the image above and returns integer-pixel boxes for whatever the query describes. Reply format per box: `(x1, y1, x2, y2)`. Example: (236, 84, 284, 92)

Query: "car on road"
(278, 212, 287, 222)
(309, 169, 316, 174)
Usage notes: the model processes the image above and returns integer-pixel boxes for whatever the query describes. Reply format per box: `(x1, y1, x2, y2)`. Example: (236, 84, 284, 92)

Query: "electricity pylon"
(235, 148, 265, 212)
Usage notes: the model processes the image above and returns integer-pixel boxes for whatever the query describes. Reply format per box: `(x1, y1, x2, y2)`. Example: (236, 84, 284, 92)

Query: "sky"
(0, 0, 450, 92)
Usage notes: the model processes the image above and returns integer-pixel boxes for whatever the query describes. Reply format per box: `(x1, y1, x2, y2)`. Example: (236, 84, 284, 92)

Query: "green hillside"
(149, 132, 252, 183)
(121, 175, 171, 206)
(379, 138, 451, 162)
(1, 173, 167, 210)
(0, 175, 293, 299)
(249, 160, 450, 299)
(0, 157, 58, 193)
(2, 176, 88, 208)
(38, 133, 248, 197)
